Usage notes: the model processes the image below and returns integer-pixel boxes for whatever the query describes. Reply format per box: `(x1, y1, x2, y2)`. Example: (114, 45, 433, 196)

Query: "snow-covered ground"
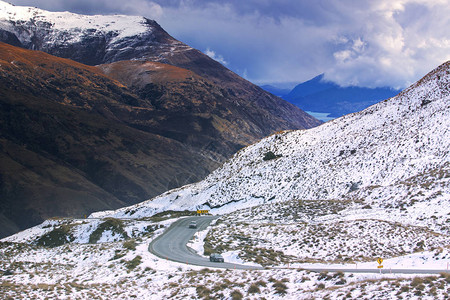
(202, 199, 450, 270)
(1, 210, 449, 299)
(96, 61, 449, 231)
(0, 0, 150, 44)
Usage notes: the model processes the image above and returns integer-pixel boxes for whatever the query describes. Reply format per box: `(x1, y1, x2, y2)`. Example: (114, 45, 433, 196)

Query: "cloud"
(153, 0, 450, 89)
(204, 48, 228, 66)
(6, 0, 450, 89)
(321, 0, 450, 88)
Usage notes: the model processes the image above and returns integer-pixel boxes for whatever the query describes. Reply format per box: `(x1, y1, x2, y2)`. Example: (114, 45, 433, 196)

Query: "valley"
(0, 0, 319, 237)
(0, 1, 449, 299)
(1, 59, 449, 299)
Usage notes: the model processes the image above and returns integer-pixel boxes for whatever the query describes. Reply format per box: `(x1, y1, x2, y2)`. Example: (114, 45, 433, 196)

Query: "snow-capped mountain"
(0, 0, 190, 65)
(97, 60, 449, 231)
(0, 1, 320, 133)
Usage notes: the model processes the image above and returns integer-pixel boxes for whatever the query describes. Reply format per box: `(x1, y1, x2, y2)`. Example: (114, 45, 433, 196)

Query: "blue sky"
(7, 0, 450, 89)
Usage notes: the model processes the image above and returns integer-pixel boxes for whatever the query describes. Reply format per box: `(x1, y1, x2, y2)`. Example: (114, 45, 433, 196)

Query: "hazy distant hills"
(259, 85, 291, 97)
(0, 1, 320, 237)
(262, 74, 401, 120)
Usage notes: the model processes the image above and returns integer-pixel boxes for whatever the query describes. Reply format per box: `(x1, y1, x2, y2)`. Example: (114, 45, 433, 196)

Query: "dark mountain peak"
(285, 73, 401, 119)
(287, 73, 337, 99)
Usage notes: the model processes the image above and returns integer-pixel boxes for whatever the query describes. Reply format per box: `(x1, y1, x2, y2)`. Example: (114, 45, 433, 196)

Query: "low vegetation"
(89, 218, 129, 244)
(36, 225, 75, 248)
(204, 199, 449, 265)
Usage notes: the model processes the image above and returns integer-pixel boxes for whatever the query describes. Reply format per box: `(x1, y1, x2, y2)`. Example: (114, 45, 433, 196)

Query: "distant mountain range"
(261, 74, 401, 120)
(0, 1, 320, 237)
(259, 85, 291, 97)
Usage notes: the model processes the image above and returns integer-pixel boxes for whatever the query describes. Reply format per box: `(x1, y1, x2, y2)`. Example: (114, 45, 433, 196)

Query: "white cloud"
(156, 0, 450, 88)
(322, 0, 450, 88)
(204, 48, 228, 66)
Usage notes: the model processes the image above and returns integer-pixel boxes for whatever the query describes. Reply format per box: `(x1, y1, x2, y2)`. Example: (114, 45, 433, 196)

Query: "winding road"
(149, 216, 450, 274)
(148, 215, 263, 270)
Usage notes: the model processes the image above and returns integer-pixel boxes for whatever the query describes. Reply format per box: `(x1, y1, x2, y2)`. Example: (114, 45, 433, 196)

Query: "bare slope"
(0, 43, 220, 237)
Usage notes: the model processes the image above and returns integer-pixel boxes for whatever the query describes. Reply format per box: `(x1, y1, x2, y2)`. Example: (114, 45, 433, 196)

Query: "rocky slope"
(100, 60, 449, 235)
(97, 60, 278, 158)
(0, 42, 221, 237)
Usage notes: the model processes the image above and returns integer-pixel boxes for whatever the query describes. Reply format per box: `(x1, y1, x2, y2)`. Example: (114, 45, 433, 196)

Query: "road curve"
(149, 216, 450, 274)
(148, 215, 263, 270)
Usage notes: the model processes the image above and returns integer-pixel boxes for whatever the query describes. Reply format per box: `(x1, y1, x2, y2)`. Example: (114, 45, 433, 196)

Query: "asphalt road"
(149, 216, 450, 274)
(148, 215, 263, 270)
(281, 267, 450, 275)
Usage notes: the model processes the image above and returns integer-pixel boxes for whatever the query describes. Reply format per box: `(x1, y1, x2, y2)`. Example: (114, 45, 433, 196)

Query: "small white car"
(209, 253, 224, 262)
(188, 221, 197, 229)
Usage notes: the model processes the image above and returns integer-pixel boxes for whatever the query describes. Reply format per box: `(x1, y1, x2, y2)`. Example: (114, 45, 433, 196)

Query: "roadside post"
(377, 258, 383, 274)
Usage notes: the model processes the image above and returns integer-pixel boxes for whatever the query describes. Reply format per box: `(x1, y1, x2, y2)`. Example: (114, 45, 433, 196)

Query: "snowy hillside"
(0, 0, 191, 63)
(99, 61, 449, 231)
(0, 1, 146, 43)
(1, 61, 449, 300)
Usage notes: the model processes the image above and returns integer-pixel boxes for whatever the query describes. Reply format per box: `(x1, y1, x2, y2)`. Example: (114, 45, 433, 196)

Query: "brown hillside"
(0, 43, 218, 237)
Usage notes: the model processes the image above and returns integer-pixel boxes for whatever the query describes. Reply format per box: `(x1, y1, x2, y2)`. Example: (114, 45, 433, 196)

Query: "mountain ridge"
(0, 0, 319, 131)
(0, 42, 229, 237)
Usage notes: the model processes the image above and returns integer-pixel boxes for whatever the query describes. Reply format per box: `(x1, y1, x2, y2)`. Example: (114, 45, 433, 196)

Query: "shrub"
(230, 289, 243, 300)
(89, 218, 129, 244)
(36, 225, 74, 248)
(440, 273, 450, 283)
(411, 277, 424, 287)
(415, 284, 425, 291)
(248, 283, 260, 294)
(256, 280, 267, 287)
(318, 271, 332, 281)
(263, 151, 281, 161)
(333, 271, 345, 278)
(124, 255, 142, 270)
(196, 285, 211, 299)
(111, 250, 126, 260)
(273, 281, 288, 295)
(123, 239, 136, 251)
(400, 285, 410, 293)
(301, 276, 310, 282)
(335, 279, 347, 285)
